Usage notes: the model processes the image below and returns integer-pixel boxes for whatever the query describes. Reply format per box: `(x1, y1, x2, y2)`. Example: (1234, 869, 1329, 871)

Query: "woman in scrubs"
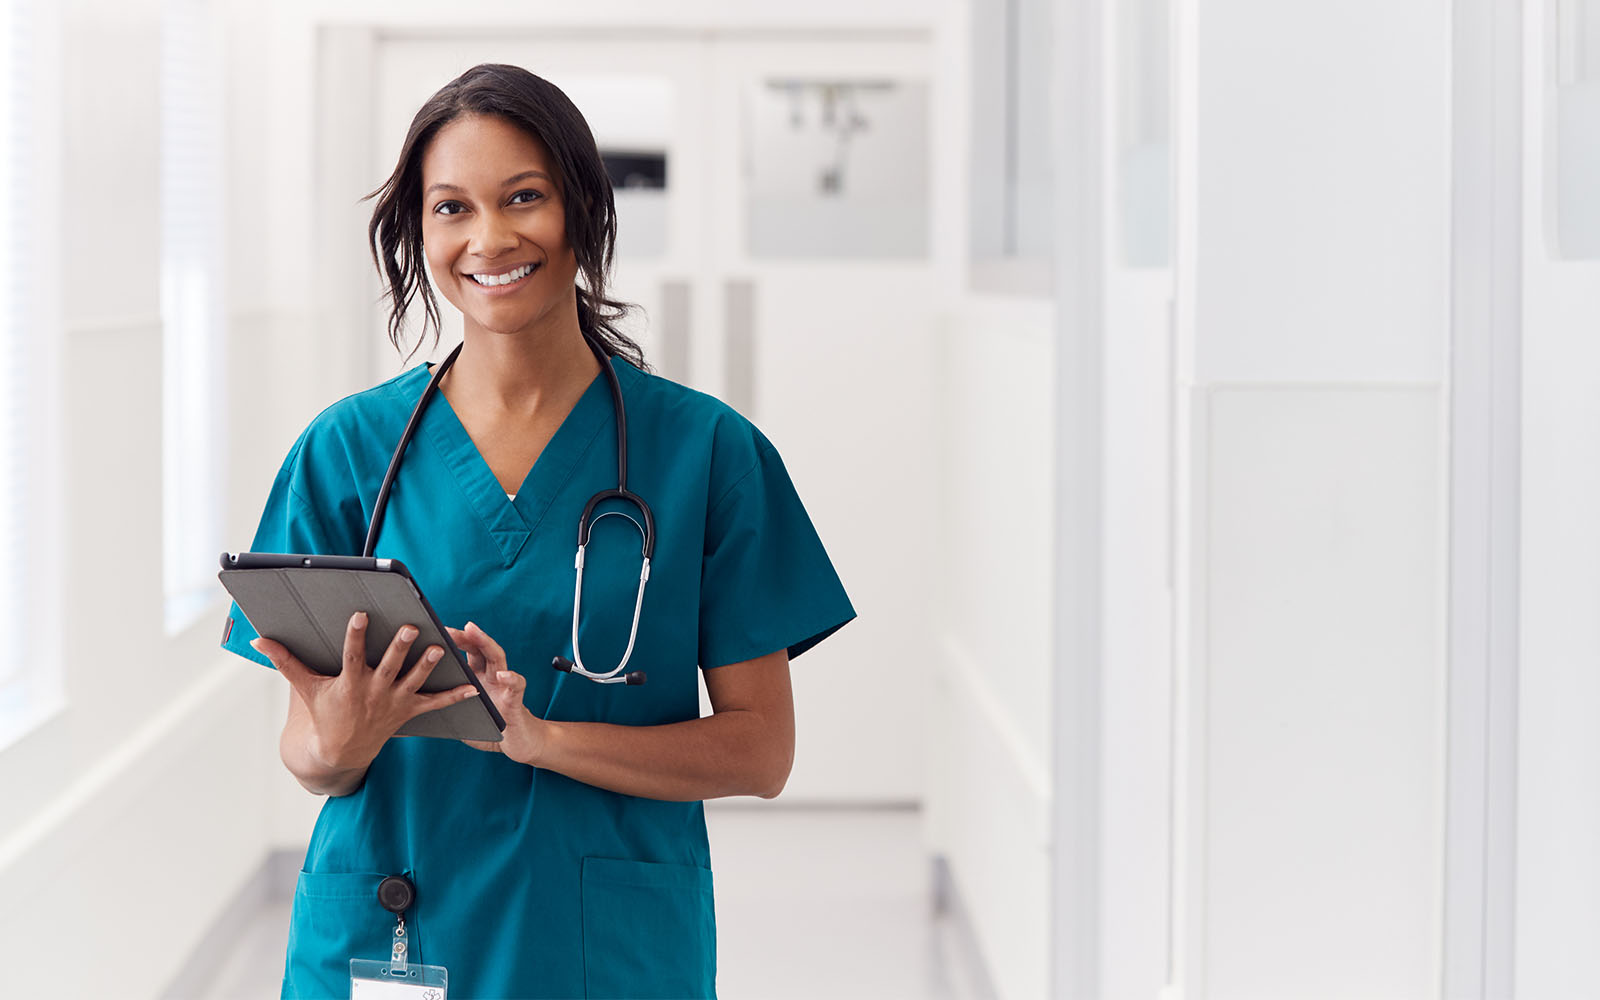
(221, 63, 855, 999)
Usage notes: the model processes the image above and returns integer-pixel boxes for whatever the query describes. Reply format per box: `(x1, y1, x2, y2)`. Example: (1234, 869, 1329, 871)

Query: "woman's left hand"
(447, 622, 548, 766)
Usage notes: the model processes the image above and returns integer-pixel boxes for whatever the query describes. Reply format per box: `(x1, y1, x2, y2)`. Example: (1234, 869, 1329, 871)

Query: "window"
(1550, 0, 1600, 258)
(0, 0, 63, 746)
(161, 0, 227, 634)
(1114, 0, 1172, 268)
(744, 78, 930, 259)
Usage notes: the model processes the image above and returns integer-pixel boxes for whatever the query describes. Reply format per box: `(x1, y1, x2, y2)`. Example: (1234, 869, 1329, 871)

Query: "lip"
(463, 261, 540, 294)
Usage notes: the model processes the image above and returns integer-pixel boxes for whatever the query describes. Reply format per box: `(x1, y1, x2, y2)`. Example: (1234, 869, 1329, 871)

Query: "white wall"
(0, 1, 294, 995)
(921, 2, 1056, 995)
(928, 1, 1179, 994)
(1175, 2, 1451, 996)
(1515, 0, 1600, 993)
(929, 296, 1056, 1000)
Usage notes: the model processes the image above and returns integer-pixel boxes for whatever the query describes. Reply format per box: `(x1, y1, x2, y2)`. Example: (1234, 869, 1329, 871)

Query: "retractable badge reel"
(349, 874, 449, 998)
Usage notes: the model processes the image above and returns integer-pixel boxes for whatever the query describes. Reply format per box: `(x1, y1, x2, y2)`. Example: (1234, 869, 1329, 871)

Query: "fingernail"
(460, 689, 476, 700)
(248, 638, 262, 650)
(400, 626, 418, 641)
(351, 612, 368, 629)
(426, 647, 442, 662)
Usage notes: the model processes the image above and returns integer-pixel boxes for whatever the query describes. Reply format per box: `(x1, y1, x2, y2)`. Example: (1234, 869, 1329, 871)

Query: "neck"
(440, 315, 603, 419)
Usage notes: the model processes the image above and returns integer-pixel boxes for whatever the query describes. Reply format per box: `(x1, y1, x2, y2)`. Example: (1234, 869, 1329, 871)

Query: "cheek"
(421, 243, 461, 301)
(530, 216, 575, 260)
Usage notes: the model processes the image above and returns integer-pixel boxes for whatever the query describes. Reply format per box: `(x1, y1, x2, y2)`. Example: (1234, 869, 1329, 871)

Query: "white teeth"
(470, 264, 534, 287)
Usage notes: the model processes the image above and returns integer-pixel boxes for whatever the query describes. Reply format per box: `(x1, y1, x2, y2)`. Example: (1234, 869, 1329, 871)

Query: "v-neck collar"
(392, 355, 641, 566)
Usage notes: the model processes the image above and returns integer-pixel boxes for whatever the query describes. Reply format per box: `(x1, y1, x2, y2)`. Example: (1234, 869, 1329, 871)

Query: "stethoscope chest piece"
(368, 337, 657, 690)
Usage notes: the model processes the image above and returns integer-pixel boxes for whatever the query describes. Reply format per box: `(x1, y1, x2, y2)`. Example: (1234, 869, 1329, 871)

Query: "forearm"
(531, 709, 791, 802)
(280, 716, 370, 798)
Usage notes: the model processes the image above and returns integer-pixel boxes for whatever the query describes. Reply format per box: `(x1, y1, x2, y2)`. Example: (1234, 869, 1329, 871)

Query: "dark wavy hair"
(365, 63, 646, 369)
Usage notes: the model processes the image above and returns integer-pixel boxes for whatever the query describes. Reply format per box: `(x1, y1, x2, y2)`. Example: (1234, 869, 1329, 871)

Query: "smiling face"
(419, 113, 580, 339)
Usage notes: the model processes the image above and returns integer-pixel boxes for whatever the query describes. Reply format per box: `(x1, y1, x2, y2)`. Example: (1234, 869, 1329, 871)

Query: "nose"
(466, 208, 518, 258)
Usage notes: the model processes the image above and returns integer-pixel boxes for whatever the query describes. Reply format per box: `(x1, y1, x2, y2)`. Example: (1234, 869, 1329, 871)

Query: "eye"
(509, 189, 543, 205)
(433, 200, 467, 216)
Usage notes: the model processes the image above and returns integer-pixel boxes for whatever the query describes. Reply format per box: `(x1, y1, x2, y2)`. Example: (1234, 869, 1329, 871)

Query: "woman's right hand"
(251, 611, 479, 776)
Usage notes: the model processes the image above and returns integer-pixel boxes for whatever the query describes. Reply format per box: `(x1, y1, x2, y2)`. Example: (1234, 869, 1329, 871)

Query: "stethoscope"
(363, 336, 654, 686)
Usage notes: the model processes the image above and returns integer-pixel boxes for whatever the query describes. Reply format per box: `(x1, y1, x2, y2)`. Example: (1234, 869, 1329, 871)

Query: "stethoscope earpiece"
(552, 655, 643, 685)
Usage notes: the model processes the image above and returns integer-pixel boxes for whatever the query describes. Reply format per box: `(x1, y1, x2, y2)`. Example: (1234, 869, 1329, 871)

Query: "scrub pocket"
(282, 870, 394, 1000)
(581, 856, 716, 999)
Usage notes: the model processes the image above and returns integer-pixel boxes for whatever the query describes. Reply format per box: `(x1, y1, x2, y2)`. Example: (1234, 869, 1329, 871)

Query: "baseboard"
(932, 854, 1002, 999)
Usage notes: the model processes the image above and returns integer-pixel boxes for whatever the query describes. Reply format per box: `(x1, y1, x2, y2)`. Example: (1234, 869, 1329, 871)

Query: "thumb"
(251, 638, 320, 689)
(249, 636, 285, 667)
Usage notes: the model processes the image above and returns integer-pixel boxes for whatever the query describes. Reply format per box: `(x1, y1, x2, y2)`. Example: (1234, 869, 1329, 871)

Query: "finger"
(410, 684, 481, 718)
(495, 669, 527, 696)
(465, 621, 508, 668)
(341, 611, 370, 680)
(444, 627, 487, 674)
(398, 644, 446, 694)
(375, 624, 420, 684)
(251, 638, 320, 694)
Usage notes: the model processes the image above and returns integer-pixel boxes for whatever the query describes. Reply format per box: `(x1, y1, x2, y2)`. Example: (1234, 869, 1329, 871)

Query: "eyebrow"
(425, 171, 553, 198)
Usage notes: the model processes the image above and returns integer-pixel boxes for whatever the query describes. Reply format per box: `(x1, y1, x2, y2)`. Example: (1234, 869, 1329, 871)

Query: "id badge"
(350, 958, 447, 998)
(350, 907, 447, 998)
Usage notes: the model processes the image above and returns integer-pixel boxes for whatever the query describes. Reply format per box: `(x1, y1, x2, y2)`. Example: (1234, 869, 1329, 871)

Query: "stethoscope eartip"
(552, 656, 575, 673)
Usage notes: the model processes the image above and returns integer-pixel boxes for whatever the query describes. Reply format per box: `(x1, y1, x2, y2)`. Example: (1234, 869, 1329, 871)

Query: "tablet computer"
(218, 552, 505, 742)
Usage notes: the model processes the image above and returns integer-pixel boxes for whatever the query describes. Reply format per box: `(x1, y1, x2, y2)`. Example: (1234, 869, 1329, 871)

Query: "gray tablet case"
(219, 554, 505, 742)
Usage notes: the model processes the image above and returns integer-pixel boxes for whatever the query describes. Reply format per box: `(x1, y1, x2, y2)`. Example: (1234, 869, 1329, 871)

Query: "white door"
(697, 38, 939, 803)
(370, 32, 938, 802)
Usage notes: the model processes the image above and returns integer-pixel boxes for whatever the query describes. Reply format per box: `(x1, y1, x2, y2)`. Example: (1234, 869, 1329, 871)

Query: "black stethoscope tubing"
(363, 335, 655, 685)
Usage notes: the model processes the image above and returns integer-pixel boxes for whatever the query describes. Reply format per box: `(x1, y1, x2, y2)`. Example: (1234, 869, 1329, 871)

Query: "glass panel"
(968, 0, 1054, 292)
(743, 78, 929, 259)
(1116, 0, 1172, 268)
(1551, 0, 1600, 258)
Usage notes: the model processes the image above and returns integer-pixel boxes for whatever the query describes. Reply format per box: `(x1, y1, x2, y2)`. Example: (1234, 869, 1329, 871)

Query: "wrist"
(308, 730, 376, 775)
(524, 717, 559, 769)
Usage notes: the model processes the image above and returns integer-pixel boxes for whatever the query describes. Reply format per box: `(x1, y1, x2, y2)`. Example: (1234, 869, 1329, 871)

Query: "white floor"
(185, 807, 992, 1000)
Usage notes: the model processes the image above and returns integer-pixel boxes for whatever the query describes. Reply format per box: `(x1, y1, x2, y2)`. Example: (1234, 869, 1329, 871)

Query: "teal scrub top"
(221, 355, 856, 999)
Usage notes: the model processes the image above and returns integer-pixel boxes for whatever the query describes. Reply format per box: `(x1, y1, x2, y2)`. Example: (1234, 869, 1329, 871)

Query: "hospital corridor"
(1, 0, 1597, 998)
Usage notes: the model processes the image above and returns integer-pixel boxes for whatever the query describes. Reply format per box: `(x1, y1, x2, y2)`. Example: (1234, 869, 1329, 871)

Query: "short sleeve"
(219, 431, 359, 668)
(698, 439, 856, 670)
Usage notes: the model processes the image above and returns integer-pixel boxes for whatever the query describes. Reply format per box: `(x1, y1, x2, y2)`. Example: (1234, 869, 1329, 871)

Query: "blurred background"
(0, 0, 1596, 997)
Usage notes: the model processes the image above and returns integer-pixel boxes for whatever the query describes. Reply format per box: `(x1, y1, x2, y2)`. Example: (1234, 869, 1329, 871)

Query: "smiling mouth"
(468, 263, 539, 287)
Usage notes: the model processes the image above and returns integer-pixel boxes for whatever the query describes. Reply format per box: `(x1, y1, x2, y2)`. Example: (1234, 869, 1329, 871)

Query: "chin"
(468, 305, 549, 337)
